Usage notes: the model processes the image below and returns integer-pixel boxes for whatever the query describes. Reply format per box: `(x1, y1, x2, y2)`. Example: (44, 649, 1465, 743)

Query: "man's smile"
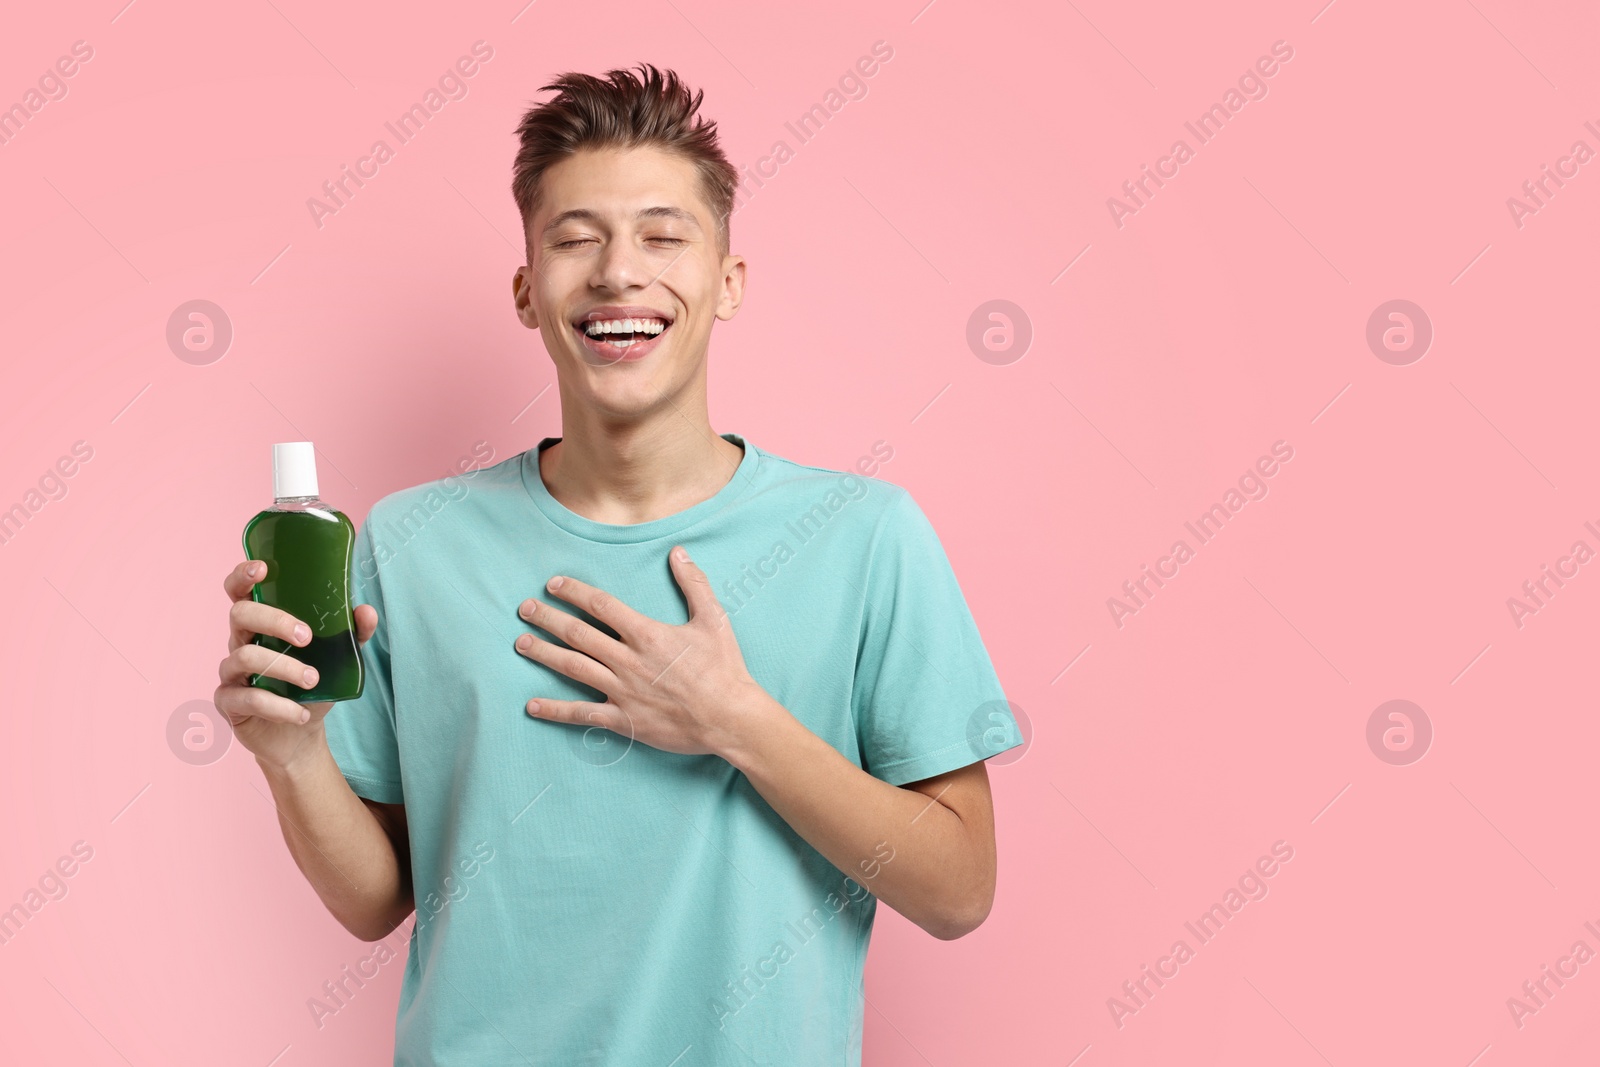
(571, 304, 675, 362)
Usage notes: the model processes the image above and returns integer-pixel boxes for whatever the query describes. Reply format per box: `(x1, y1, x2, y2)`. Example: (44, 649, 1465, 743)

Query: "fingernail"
(516, 635, 533, 651)
(527, 700, 541, 716)
(249, 562, 263, 578)
(675, 547, 689, 563)
(547, 576, 564, 591)
(294, 624, 311, 644)
(299, 708, 311, 723)
(519, 600, 535, 619)
(303, 668, 319, 687)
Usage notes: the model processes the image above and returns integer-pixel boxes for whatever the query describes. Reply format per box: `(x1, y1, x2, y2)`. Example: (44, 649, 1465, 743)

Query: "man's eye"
(554, 237, 682, 249)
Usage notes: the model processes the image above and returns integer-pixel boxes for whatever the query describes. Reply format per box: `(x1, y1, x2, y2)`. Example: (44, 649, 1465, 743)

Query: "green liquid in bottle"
(242, 447, 364, 704)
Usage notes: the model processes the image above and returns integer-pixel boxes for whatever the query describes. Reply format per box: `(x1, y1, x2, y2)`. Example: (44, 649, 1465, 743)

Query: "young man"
(216, 64, 1022, 1065)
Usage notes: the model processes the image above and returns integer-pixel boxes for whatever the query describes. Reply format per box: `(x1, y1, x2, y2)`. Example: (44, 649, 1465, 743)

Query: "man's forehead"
(538, 148, 709, 231)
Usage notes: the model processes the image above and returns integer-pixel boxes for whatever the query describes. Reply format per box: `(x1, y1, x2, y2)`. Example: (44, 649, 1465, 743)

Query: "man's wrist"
(255, 720, 332, 785)
(711, 684, 794, 775)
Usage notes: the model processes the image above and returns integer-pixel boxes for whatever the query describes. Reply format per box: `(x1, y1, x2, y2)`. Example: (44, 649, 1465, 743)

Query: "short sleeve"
(322, 513, 405, 804)
(852, 489, 1022, 786)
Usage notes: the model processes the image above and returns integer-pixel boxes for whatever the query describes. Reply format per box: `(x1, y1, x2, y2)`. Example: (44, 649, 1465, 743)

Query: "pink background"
(2, 0, 1597, 1063)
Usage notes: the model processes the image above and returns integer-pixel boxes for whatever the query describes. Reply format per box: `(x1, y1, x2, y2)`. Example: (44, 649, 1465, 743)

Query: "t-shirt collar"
(520, 432, 759, 545)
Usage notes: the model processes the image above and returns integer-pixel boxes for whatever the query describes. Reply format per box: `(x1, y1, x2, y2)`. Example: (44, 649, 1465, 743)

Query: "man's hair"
(511, 63, 739, 263)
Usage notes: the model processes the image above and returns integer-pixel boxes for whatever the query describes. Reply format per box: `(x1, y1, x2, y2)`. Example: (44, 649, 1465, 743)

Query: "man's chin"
(561, 366, 679, 412)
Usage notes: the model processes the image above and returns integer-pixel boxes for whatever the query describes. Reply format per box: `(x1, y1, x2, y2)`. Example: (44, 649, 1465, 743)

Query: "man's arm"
(256, 736, 416, 942)
(721, 695, 999, 941)
(217, 560, 414, 942)
(515, 549, 1008, 940)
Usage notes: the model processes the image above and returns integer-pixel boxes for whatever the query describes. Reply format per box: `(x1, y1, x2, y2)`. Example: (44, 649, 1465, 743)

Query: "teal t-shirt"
(323, 432, 1022, 1065)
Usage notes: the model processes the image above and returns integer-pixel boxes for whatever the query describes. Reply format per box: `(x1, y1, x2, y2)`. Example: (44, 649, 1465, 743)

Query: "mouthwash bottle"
(242, 442, 364, 703)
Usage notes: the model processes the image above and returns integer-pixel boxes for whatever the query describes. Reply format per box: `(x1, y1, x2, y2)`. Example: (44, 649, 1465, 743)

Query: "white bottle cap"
(272, 442, 319, 499)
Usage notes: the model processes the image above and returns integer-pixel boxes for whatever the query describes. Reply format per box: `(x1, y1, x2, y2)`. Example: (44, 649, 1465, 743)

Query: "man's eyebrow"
(542, 206, 704, 235)
(636, 206, 702, 229)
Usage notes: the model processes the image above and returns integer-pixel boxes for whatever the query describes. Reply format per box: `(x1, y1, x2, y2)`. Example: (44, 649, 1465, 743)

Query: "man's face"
(513, 145, 744, 419)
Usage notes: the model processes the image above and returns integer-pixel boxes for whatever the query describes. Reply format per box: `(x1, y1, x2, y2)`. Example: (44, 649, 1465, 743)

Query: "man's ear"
(512, 265, 540, 330)
(716, 255, 747, 322)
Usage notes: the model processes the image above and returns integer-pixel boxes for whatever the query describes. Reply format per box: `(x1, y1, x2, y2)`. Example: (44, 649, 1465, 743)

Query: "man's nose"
(592, 236, 649, 291)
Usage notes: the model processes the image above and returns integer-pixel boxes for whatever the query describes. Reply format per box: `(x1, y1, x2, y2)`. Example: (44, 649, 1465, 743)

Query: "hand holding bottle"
(240, 442, 366, 705)
(215, 560, 379, 773)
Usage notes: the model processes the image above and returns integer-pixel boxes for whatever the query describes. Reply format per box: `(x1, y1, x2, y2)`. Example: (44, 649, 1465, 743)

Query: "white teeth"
(582, 317, 667, 339)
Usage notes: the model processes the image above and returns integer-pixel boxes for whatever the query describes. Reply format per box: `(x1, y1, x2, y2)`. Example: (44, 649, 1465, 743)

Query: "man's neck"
(537, 411, 744, 526)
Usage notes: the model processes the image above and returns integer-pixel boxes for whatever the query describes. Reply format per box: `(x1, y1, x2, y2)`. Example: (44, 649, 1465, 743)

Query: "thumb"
(353, 603, 380, 646)
(668, 545, 720, 623)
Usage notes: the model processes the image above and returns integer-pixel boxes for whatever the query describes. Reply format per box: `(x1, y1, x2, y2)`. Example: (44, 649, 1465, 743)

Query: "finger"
(518, 595, 630, 665)
(353, 604, 379, 647)
(215, 681, 311, 727)
(229, 599, 312, 653)
(223, 560, 265, 603)
(220, 643, 318, 689)
(667, 545, 724, 628)
(514, 632, 617, 691)
(541, 575, 650, 644)
(526, 698, 631, 736)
